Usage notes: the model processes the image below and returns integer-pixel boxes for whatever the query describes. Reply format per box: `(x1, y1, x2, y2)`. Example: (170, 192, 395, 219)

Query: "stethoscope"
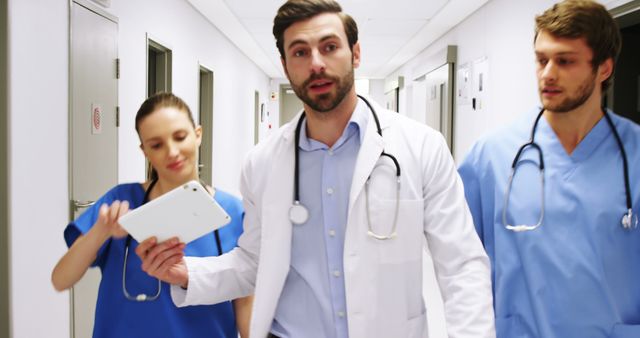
(122, 179, 223, 301)
(503, 108, 637, 232)
(288, 95, 402, 240)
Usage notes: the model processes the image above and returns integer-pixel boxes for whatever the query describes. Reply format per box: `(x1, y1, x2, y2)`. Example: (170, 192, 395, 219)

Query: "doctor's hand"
(136, 237, 189, 288)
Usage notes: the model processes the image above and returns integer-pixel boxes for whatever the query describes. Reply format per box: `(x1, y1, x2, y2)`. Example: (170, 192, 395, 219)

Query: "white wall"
(388, 0, 633, 163)
(111, 0, 270, 196)
(368, 78, 386, 106)
(387, 0, 560, 162)
(8, 0, 70, 337)
(7, 0, 270, 337)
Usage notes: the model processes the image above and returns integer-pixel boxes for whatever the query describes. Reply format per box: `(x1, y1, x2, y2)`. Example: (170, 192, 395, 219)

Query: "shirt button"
(338, 311, 345, 318)
(328, 229, 336, 237)
(333, 270, 341, 277)
(327, 187, 334, 195)
(328, 149, 334, 156)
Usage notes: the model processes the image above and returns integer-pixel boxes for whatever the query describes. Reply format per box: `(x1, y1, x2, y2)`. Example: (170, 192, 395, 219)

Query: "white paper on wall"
(457, 62, 471, 106)
(472, 57, 489, 112)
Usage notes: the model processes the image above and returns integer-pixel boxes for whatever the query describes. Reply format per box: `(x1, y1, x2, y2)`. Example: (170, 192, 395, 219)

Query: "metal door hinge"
(116, 106, 120, 127)
(116, 58, 120, 79)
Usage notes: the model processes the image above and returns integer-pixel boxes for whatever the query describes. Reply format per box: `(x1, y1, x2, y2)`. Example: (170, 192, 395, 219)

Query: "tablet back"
(119, 180, 231, 243)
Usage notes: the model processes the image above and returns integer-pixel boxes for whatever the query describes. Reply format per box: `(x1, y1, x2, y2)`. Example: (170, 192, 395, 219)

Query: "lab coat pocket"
(407, 309, 427, 338)
(368, 198, 423, 263)
(609, 323, 640, 337)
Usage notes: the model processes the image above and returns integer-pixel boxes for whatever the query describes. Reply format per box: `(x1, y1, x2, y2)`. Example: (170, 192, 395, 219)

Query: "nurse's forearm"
(51, 223, 111, 291)
(233, 295, 254, 338)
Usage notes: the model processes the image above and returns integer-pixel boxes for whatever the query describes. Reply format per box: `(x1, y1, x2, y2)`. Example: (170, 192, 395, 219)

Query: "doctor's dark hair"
(135, 92, 196, 181)
(273, 0, 358, 60)
(534, 0, 621, 91)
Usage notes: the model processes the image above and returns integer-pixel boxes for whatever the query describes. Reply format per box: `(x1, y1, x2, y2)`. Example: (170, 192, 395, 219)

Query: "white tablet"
(119, 180, 231, 244)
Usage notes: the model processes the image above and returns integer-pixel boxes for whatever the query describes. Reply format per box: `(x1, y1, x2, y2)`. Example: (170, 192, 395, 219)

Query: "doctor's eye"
(323, 43, 338, 53)
(292, 48, 308, 58)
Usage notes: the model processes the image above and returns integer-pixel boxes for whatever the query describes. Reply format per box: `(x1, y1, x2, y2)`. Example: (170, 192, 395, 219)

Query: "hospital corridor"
(1, 0, 640, 337)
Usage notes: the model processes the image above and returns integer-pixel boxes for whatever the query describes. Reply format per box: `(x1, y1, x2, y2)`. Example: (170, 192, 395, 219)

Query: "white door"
(280, 85, 303, 126)
(69, 2, 118, 337)
(424, 64, 453, 150)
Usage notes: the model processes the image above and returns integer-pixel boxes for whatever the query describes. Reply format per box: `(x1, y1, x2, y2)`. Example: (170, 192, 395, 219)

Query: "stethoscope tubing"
(505, 108, 634, 230)
(290, 95, 402, 238)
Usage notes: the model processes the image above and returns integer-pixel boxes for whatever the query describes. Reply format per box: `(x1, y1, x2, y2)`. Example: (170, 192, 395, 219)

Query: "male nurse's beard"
(541, 71, 596, 113)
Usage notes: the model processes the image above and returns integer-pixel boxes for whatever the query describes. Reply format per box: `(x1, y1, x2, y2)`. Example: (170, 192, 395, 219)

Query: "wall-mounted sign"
(91, 103, 102, 135)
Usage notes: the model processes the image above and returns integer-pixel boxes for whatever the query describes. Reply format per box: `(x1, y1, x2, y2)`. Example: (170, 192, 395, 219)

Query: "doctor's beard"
(291, 67, 354, 113)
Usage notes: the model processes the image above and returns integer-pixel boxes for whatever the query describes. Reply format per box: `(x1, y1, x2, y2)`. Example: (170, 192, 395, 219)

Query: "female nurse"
(51, 92, 252, 338)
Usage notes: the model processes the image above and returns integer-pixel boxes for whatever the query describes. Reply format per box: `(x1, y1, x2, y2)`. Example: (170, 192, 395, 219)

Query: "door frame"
(412, 45, 457, 153)
(198, 64, 214, 186)
(1, 0, 10, 335)
(146, 34, 172, 97)
(254, 90, 260, 144)
(605, 1, 640, 116)
(68, 2, 119, 337)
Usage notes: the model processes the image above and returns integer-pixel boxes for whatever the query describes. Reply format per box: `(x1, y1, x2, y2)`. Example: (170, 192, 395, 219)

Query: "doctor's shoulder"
(382, 108, 443, 143)
(213, 189, 244, 221)
(241, 110, 297, 175)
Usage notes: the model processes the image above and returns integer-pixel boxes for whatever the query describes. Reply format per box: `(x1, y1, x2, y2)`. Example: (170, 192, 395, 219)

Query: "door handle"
(72, 200, 96, 210)
(70, 200, 96, 221)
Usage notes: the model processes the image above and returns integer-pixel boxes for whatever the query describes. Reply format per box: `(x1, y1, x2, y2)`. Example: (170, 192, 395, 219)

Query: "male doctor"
(459, 1, 640, 337)
(138, 0, 494, 337)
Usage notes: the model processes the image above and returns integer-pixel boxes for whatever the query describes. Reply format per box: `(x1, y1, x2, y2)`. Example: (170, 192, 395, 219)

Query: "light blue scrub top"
(459, 108, 640, 338)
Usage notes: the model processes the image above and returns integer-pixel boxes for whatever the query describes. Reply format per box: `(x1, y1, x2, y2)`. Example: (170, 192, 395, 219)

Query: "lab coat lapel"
(252, 113, 298, 333)
(348, 104, 385, 215)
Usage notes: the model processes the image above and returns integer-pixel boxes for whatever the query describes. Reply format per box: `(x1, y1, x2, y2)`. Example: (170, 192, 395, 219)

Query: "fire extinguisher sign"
(91, 103, 102, 135)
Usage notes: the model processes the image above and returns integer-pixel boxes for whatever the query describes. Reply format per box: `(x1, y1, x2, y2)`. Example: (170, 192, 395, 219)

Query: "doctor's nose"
(310, 49, 326, 74)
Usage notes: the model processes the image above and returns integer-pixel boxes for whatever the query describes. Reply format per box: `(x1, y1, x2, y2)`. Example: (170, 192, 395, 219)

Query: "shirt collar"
(298, 98, 369, 151)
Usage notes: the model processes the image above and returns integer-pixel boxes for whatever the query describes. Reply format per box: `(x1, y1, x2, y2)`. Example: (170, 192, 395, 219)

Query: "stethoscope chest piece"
(622, 209, 638, 230)
(289, 201, 309, 225)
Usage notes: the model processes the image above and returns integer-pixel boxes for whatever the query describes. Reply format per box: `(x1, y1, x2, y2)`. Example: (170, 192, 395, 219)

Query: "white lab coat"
(171, 97, 495, 338)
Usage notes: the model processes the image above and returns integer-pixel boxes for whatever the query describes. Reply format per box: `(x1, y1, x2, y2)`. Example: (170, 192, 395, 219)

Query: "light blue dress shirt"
(271, 101, 369, 338)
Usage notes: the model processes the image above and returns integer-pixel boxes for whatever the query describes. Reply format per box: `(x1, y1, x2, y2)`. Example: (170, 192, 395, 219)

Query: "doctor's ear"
(352, 42, 361, 68)
(281, 57, 290, 79)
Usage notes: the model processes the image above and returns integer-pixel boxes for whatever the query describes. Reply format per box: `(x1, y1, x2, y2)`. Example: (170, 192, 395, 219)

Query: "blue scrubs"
(459, 108, 640, 337)
(64, 183, 244, 338)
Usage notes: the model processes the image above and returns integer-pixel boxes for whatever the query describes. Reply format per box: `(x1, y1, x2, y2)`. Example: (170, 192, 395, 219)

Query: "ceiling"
(187, 0, 490, 79)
